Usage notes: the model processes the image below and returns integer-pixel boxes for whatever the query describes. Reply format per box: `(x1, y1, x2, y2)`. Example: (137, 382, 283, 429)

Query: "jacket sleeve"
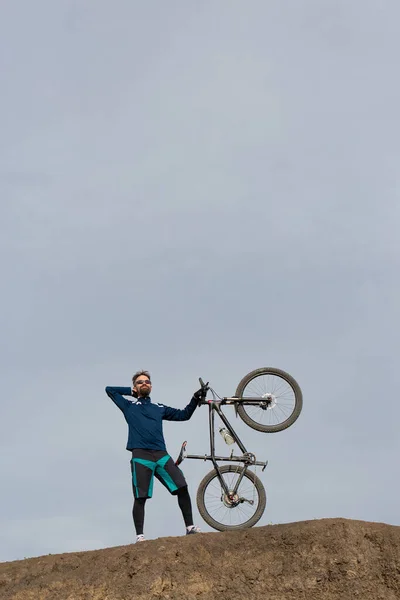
(105, 386, 132, 413)
(162, 396, 198, 421)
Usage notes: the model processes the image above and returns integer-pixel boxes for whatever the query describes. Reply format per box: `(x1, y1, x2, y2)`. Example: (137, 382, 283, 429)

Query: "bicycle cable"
(207, 386, 222, 400)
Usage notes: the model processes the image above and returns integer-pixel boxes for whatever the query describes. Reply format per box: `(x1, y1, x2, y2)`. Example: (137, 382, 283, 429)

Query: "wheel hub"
(222, 491, 239, 508)
(261, 392, 276, 409)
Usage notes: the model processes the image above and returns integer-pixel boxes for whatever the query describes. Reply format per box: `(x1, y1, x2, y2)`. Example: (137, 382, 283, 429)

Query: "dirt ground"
(0, 518, 399, 600)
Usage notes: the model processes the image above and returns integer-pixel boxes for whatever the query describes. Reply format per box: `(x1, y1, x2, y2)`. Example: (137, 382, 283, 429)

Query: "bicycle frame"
(178, 398, 268, 497)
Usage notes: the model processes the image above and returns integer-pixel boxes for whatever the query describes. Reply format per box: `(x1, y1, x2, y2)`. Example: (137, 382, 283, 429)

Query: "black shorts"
(130, 449, 187, 499)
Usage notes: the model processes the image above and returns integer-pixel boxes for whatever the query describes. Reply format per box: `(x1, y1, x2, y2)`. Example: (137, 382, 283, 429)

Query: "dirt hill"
(1, 518, 399, 600)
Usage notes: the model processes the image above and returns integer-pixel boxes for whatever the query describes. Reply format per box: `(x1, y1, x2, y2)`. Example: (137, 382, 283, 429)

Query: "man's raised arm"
(105, 386, 132, 413)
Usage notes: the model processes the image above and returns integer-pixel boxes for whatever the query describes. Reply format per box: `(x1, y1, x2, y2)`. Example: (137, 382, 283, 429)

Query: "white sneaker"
(186, 525, 201, 535)
(136, 534, 145, 543)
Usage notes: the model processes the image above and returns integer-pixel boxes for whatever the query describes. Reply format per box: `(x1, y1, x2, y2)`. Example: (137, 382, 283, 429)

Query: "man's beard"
(140, 387, 150, 397)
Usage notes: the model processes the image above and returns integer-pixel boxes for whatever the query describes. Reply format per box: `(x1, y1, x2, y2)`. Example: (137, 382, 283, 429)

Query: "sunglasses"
(136, 380, 151, 386)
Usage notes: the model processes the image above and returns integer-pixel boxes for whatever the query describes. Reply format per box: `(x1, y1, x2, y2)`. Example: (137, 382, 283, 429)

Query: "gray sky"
(1, 0, 399, 562)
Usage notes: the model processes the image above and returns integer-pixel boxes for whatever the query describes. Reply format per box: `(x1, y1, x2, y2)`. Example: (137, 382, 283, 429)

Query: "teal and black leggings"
(130, 449, 193, 535)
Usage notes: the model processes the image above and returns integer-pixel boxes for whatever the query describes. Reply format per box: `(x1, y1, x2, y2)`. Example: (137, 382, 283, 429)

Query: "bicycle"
(175, 367, 302, 531)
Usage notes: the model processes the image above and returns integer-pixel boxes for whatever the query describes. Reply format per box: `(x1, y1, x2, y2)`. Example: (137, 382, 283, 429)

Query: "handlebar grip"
(199, 377, 205, 388)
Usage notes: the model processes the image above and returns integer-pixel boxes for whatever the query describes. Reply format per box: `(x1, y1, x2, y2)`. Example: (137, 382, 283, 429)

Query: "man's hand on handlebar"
(193, 380, 209, 405)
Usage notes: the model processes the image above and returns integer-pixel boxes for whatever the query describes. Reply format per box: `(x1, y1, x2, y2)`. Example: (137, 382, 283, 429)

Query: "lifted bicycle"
(176, 367, 302, 531)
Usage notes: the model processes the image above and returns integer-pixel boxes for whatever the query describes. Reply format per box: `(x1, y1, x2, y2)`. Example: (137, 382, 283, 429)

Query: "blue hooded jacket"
(105, 387, 198, 451)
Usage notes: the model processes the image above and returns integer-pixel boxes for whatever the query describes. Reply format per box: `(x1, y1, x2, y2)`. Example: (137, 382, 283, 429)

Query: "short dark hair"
(132, 370, 151, 386)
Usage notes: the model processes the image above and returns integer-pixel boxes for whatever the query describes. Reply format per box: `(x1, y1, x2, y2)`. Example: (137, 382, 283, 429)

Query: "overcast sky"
(1, 0, 399, 563)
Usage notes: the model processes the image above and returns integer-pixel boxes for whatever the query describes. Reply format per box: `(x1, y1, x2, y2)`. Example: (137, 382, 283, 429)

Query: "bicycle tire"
(235, 367, 303, 433)
(196, 465, 266, 531)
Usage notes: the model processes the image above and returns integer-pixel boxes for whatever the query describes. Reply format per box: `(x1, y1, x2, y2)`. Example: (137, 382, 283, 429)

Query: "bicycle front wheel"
(196, 465, 266, 531)
(236, 367, 303, 433)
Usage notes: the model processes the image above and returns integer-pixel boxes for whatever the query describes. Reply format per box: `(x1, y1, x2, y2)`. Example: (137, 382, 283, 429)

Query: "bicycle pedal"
(175, 441, 187, 465)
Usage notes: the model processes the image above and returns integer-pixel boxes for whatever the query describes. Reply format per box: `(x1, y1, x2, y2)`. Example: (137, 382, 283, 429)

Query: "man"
(105, 370, 205, 543)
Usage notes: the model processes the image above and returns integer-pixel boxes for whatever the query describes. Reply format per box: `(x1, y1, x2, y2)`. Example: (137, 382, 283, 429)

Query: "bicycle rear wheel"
(196, 465, 266, 531)
(235, 367, 302, 433)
